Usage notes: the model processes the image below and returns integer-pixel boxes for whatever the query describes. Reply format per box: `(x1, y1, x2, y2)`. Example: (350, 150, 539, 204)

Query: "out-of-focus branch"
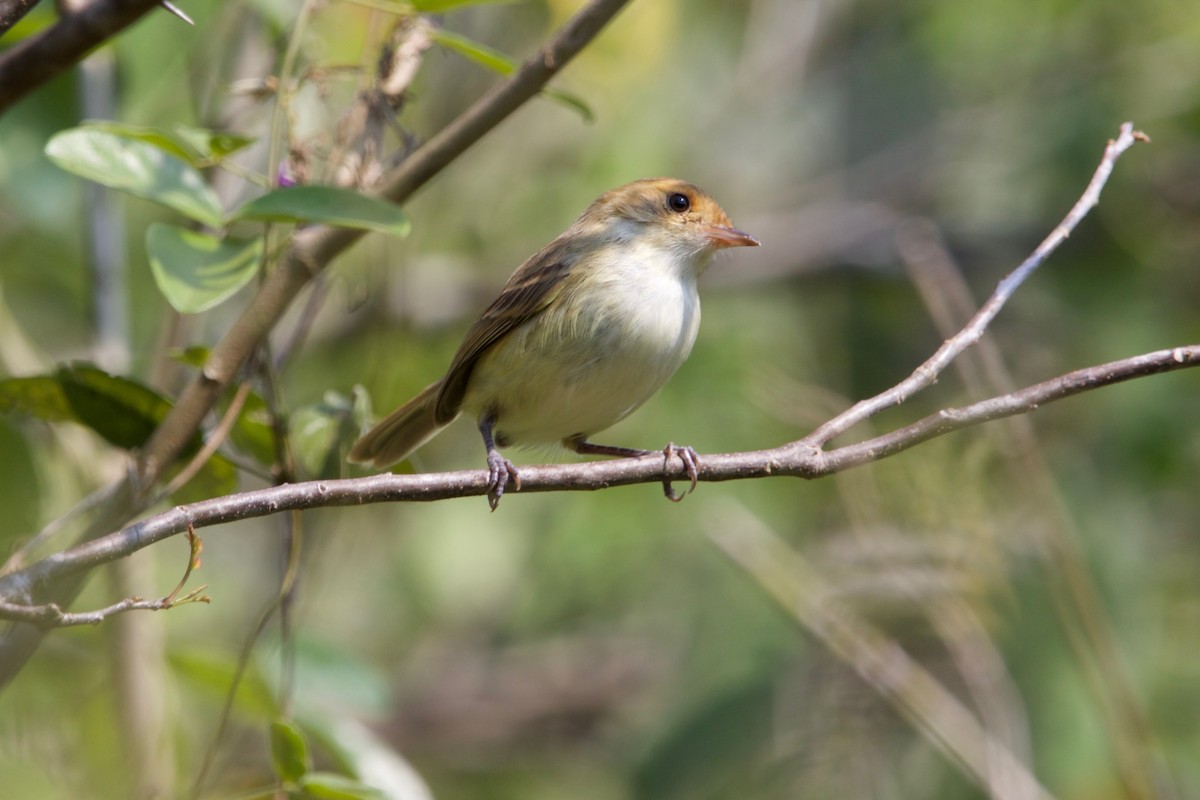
(0, 0, 40, 38)
(706, 503, 1056, 800)
(0, 0, 166, 112)
(899, 221, 1169, 799)
(1, 343, 1195, 599)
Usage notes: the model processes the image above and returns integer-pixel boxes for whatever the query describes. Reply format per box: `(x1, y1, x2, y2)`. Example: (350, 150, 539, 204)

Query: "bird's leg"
(567, 437, 700, 502)
(479, 413, 520, 511)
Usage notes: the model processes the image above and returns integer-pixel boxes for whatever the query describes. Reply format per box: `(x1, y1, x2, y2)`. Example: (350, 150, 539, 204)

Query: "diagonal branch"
(1, 344, 1195, 601)
(0, 0, 40, 38)
(0, 0, 165, 112)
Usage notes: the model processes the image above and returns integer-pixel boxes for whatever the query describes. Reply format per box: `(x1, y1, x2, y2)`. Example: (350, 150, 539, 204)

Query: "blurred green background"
(1, 0, 1198, 798)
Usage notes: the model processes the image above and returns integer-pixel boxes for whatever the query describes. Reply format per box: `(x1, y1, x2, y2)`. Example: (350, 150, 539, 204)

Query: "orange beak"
(704, 225, 760, 249)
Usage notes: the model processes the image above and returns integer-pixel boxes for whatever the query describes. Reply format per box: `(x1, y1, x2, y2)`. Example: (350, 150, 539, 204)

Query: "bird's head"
(579, 178, 760, 259)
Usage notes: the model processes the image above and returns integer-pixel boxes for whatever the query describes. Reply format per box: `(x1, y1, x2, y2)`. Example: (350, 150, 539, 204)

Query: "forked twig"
(0, 523, 208, 628)
(804, 123, 1149, 449)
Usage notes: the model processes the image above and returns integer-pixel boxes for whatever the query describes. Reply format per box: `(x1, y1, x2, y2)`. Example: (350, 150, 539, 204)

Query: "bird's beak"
(704, 225, 760, 249)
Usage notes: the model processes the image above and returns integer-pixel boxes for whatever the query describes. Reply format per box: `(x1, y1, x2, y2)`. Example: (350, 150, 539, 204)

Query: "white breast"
(462, 238, 707, 447)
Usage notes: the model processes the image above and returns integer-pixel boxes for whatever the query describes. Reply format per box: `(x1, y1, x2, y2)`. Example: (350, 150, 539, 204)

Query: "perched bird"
(348, 177, 759, 508)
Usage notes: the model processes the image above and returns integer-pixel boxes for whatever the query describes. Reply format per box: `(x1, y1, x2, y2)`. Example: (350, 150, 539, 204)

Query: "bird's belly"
(462, 273, 700, 447)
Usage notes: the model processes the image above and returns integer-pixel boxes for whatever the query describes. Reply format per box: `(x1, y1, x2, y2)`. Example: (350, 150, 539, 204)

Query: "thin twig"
(0, 589, 209, 628)
(805, 123, 1149, 448)
(158, 0, 192, 26)
(0, 119, 1167, 611)
(151, 379, 255, 505)
(0, 527, 208, 629)
(187, 592, 284, 800)
(186, 512, 301, 800)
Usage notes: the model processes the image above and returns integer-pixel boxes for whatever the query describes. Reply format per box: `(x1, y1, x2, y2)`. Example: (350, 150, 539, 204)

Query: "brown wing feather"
(433, 238, 581, 424)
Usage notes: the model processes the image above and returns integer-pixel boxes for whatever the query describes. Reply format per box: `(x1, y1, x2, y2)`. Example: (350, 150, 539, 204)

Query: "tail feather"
(348, 381, 449, 468)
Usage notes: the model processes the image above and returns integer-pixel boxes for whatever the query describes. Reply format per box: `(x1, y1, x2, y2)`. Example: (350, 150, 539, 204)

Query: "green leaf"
(298, 772, 385, 800)
(431, 29, 512, 73)
(226, 390, 277, 467)
(170, 123, 256, 161)
(0, 375, 74, 422)
(45, 128, 225, 227)
(61, 365, 174, 450)
(170, 345, 212, 368)
(147, 224, 264, 314)
(301, 716, 431, 800)
(4, 6, 60, 45)
(0, 419, 43, 537)
(81, 121, 198, 162)
(69, 122, 255, 167)
(270, 719, 311, 783)
(0, 364, 237, 503)
(170, 647, 278, 718)
(291, 392, 359, 480)
(231, 186, 411, 238)
(431, 30, 593, 122)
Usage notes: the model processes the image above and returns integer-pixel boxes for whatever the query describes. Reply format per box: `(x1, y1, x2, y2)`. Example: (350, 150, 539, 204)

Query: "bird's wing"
(434, 238, 578, 424)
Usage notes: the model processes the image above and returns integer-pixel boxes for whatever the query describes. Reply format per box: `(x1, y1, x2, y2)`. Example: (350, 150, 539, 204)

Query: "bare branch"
(1, 344, 1194, 601)
(0, 588, 209, 629)
(817, 345, 1197, 473)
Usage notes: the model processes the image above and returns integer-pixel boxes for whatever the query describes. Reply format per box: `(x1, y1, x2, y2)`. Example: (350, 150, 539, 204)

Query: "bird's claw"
(661, 442, 699, 503)
(486, 451, 521, 511)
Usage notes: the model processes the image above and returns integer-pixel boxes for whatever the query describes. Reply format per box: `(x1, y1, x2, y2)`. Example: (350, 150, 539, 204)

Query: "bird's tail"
(348, 381, 448, 468)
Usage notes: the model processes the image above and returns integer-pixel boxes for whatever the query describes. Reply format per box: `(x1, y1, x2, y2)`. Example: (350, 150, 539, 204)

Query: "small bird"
(348, 177, 759, 508)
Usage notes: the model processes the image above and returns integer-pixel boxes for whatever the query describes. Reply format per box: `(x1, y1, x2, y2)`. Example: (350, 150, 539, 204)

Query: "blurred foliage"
(1, 0, 1199, 799)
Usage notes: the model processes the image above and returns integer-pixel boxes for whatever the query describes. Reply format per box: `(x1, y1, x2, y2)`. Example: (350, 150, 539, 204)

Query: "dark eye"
(667, 192, 690, 213)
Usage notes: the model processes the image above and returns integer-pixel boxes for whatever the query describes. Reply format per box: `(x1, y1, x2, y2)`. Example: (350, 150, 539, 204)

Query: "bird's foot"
(486, 450, 521, 511)
(661, 442, 700, 502)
